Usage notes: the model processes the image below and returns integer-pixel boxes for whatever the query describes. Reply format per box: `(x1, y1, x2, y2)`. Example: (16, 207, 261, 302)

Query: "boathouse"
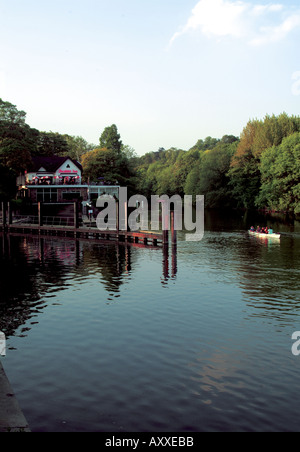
(16, 156, 120, 207)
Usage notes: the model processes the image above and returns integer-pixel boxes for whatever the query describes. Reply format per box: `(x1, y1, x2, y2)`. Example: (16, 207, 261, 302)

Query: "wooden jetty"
(0, 202, 177, 248)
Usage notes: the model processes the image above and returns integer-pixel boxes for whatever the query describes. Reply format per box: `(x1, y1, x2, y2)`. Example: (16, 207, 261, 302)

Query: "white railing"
(42, 216, 74, 227)
(12, 215, 39, 225)
(11, 215, 75, 227)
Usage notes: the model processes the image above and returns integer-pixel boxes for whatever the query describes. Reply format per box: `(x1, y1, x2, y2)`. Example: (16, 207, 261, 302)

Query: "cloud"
(250, 11, 300, 45)
(170, 0, 300, 46)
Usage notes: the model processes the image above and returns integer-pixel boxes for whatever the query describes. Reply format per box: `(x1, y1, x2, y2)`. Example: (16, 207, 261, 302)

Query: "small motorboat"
(248, 230, 281, 240)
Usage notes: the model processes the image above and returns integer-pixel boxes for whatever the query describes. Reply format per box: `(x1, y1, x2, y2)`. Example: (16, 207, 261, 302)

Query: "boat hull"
(248, 231, 281, 240)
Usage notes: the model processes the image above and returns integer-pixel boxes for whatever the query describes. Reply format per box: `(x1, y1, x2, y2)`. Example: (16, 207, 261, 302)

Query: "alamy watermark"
(292, 71, 300, 96)
(0, 331, 6, 357)
(95, 188, 204, 242)
(292, 332, 300, 356)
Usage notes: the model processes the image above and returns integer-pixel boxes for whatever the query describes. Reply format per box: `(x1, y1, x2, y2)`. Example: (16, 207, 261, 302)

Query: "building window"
(62, 192, 81, 201)
(37, 188, 58, 203)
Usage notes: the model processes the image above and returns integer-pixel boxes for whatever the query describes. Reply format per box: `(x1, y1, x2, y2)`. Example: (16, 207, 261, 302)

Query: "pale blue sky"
(0, 0, 299, 155)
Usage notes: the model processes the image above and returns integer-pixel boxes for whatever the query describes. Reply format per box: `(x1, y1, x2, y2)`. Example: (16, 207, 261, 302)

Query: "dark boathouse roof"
(30, 156, 83, 173)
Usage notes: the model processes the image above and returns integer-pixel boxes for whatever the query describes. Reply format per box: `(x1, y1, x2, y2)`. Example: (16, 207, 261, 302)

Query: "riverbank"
(0, 361, 30, 432)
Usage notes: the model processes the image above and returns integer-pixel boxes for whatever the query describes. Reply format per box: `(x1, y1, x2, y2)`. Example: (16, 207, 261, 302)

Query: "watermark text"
(0, 331, 6, 357)
(96, 188, 204, 242)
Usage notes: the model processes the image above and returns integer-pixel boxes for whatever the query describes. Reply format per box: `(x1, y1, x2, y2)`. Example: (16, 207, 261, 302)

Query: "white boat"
(248, 230, 281, 240)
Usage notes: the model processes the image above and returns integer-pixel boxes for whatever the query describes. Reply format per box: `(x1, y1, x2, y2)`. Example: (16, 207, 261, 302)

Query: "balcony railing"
(25, 179, 83, 186)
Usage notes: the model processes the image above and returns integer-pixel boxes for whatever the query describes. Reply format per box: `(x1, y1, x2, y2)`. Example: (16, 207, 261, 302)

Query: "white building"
(17, 156, 120, 207)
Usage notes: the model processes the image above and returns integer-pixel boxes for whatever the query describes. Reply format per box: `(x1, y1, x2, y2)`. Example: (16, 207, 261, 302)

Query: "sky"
(0, 0, 299, 155)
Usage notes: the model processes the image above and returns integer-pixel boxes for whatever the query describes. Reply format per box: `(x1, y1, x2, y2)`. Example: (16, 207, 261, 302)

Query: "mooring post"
(116, 200, 119, 240)
(171, 211, 177, 246)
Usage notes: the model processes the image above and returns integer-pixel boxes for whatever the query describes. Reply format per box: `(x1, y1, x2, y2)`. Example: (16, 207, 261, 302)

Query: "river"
(0, 210, 300, 432)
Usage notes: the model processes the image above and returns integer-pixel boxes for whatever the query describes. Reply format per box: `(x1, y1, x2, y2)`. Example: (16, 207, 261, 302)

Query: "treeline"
(133, 114, 300, 215)
(0, 98, 299, 215)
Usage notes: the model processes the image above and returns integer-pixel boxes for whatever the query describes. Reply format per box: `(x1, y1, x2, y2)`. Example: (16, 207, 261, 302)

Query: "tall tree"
(81, 147, 134, 187)
(0, 99, 27, 125)
(99, 124, 123, 154)
(36, 132, 69, 157)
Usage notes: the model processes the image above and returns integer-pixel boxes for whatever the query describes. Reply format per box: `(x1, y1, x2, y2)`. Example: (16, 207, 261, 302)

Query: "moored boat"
(248, 230, 281, 239)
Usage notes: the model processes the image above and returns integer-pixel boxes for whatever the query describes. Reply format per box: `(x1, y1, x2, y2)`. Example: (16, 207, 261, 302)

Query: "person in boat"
(268, 227, 273, 234)
(250, 226, 255, 232)
(256, 226, 262, 233)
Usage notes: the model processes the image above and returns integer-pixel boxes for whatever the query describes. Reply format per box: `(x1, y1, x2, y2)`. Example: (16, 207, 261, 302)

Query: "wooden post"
(116, 200, 119, 241)
(116, 200, 119, 232)
(171, 211, 177, 246)
(38, 202, 43, 227)
(162, 201, 169, 246)
(163, 229, 169, 246)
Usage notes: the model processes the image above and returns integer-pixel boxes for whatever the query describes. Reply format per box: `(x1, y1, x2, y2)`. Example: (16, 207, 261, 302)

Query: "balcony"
(26, 177, 82, 186)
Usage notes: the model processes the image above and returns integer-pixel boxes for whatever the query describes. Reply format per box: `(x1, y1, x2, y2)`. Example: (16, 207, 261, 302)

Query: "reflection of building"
(16, 156, 120, 207)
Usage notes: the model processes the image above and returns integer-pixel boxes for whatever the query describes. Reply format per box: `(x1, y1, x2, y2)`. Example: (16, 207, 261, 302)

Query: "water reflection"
(0, 234, 176, 338)
(162, 244, 177, 285)
(1, 214, 299, 340)
(1, 212, 300, 432)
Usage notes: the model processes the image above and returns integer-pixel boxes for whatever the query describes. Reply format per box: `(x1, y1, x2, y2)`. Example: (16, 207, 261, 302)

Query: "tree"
(256, 133, 300, 214)
(229, 114, 300, 209)
(189, 136, 220, 152)
(36, 132, 69, 157)
(184, 143, 236, 208)
(99, 124, 123, 154)
(0, 98, 27, 125)
(228, 120, 263, 208)
(184, 163, 201, 198)
(63, 135, 96, 162)
(81, 147, 134, 187)
(0, 99, 38, 174)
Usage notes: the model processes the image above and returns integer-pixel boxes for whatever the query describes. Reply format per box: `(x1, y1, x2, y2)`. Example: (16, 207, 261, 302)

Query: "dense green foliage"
(0, 97, 299, 214)
(133, 115, 300, 214)
(257, 133, 300, 214)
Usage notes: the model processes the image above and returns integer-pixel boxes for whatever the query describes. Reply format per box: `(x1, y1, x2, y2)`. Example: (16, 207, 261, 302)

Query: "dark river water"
(0, 211, 300, 432)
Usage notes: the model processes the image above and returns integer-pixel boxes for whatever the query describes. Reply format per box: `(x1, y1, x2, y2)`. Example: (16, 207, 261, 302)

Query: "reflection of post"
(116, 243, 120, 275)
(163, 243, 169, 280)
(7, 234, 11, 260)
(171, 244, 177, 279)
(125, 246, 131, 273)
(2, 202, 6, 228)
(2, 234, 6, 258)
(76, 240, 80, 266)
(39, 237, 44, 263)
